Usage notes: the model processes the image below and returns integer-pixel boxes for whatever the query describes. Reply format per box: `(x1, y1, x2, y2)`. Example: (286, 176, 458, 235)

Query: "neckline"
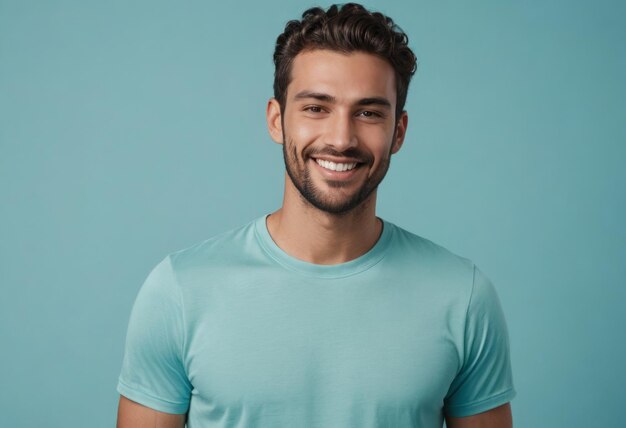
(254, 214, 394, 279)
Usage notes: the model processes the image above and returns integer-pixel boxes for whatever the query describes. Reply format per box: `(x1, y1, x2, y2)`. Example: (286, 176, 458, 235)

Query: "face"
(267, 49, 408, 215)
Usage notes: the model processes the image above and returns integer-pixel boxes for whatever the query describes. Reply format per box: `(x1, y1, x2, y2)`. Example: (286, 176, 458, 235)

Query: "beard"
(281, 131, 395, 216)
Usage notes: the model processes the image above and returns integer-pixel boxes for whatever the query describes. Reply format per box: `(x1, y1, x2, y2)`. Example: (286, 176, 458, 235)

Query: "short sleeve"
(117, 256, 192, 414)
(443, 265, 516, 417)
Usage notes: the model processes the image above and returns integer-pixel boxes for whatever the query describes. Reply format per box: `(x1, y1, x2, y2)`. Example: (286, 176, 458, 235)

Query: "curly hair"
(273, 3, 417, 120)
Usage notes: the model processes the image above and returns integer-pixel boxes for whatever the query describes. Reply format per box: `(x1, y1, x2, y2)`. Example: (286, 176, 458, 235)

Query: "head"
(267, 4, 417, 216)
(273, 3, 416, 121)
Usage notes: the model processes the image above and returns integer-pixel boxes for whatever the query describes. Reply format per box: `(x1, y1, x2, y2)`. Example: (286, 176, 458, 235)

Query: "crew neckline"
(254, 214, 394, 279)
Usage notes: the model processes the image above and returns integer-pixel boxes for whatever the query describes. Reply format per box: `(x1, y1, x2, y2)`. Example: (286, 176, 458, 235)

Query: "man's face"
(268, 49, 407, 215)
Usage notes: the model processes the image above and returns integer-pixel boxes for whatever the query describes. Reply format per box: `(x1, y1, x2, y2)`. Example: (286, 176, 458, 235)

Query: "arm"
(117, 257, 192, 424)
(444, 267, 516, 425)
(117, 396, 187, 428)
(445, 403, 512, 428)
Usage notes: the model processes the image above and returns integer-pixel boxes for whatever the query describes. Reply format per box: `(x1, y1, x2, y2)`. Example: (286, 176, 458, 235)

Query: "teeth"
(315, 159, 357, 172)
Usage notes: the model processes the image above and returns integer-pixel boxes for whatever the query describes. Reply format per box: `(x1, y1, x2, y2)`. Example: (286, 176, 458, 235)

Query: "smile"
(315, 159, 358, 172)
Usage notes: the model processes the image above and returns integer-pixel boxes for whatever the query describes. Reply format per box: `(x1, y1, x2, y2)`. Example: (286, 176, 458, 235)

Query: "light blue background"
(1, 1, 624, 427)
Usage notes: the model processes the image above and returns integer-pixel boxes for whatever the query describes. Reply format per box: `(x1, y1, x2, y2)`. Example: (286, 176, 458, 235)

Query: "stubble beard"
(281, 131, 394, 216)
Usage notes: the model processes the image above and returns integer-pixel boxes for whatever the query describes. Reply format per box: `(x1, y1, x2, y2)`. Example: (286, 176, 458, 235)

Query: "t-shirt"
(117, 214, 516, 427)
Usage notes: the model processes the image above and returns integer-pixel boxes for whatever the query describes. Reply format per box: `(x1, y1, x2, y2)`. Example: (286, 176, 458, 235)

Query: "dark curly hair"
(273, 3, 417, 121)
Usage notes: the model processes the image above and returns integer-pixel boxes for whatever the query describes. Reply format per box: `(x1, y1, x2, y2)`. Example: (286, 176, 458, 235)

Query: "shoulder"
(386, 221, 476, 287)
(148, 217, 268, 292)
(382, 221, 508, 315)
(167, 218, 258, 270)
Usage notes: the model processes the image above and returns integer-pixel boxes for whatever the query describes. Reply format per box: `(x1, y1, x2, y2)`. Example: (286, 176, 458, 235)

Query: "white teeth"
(315, 159, 357, 172)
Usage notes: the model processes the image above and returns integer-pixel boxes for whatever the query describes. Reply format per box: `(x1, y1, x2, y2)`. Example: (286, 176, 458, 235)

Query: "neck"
(265, 174, 383, 265)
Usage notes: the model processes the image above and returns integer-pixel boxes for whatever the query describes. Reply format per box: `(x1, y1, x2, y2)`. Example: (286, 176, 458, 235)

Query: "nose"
(323, 110, 357, 152)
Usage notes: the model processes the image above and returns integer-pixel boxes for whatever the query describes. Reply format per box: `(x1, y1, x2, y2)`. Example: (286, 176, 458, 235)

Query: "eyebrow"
(293, 91, 391, 109)
(293, 91, 336, 103)
(357, 97, 392, 109)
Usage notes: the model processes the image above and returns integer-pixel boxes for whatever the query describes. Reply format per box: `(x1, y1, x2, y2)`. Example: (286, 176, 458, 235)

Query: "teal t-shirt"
(117, 215, 516, 427)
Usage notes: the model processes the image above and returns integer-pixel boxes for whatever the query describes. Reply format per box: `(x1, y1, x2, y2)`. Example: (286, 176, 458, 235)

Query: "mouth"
(310, 157, 365, 179)
(314, 158, 360, 172)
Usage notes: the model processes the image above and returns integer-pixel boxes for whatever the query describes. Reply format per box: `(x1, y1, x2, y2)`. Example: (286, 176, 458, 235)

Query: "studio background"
(1, 0, 624, 427)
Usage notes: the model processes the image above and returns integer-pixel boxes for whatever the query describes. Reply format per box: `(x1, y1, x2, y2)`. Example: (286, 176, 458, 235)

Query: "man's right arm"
(117, 257, 192, 425)
(117, 396, 186, 428)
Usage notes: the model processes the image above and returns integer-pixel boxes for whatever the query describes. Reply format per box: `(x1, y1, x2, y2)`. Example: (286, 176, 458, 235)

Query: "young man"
(117, 4, 516, 427)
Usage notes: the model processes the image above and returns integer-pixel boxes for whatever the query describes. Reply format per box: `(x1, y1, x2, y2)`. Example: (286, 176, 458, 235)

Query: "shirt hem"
(444, 387, 517, 418)
(117, 379, 189, 415)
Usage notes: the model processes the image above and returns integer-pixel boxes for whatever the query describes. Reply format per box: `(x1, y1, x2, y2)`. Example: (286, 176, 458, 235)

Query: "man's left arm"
(443, 265, 516, 423)
(445, 403, 512, 428)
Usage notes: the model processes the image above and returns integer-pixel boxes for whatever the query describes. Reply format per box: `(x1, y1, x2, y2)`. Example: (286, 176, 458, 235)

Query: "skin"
(265, 49, 407, 265)
(117, 48, 513, 427)
(446, 403, 513, 427)
(116, 396, 185, 428)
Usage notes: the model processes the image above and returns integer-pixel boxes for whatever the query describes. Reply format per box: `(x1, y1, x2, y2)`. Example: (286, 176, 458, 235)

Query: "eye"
(358, 110, 382, 118)
(304, 105, 324, 113)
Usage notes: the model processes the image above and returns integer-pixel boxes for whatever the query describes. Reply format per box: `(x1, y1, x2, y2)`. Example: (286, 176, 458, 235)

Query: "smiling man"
(276, 50, 399, 216)
(117, 4, 516, 428)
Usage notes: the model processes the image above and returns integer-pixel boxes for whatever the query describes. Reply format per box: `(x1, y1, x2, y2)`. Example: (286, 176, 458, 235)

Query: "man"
(117, 4, 516, 427)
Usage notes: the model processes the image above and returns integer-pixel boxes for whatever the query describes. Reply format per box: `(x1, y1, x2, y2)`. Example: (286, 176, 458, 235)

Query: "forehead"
(287, 49, 397, 104)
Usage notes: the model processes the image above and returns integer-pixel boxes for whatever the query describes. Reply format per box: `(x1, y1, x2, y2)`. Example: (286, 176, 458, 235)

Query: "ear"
(391, 111, 408, 154)
(266, 98, 284, 145)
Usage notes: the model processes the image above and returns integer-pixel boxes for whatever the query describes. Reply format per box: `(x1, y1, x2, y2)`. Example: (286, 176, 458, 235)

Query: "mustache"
(304, 147, 372, 164)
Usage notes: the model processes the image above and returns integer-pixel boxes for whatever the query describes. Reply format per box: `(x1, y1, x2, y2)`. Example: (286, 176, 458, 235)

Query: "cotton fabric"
(118, 215, 516, 427)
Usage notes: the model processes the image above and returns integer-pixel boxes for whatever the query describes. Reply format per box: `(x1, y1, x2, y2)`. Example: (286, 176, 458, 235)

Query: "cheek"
(357, 129, 393, 160)
(289, 121, 318, 144)
(284, 112, 318, 140)
(285, 124, 320, 162)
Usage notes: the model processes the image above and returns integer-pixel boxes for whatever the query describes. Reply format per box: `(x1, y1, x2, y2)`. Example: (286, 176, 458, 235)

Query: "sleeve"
(443, 265, 516, 417)
(117, 256, 192, 414)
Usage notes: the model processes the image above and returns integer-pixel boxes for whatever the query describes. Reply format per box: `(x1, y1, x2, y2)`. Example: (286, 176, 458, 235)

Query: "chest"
(183, 279, 461, 416)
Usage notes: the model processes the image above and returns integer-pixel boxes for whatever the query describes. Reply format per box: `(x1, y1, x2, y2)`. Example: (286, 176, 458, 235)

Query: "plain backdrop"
(1, 0, 624, 427)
